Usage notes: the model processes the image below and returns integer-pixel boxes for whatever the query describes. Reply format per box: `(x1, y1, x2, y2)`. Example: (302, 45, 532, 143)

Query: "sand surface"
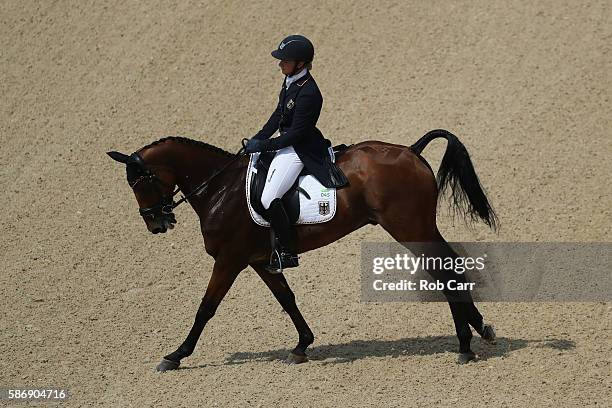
(1, 1, 610, 406)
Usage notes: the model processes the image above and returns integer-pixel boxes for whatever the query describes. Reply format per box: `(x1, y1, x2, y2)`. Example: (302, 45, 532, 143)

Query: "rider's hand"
(245, 138, 268, 153)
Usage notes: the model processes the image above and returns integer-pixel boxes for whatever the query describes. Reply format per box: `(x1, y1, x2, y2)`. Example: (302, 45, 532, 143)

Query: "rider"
(245, 34, 348, 273)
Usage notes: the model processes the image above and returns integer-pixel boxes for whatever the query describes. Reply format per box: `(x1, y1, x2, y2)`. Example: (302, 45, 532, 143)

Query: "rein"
(171, 142, 247, 209)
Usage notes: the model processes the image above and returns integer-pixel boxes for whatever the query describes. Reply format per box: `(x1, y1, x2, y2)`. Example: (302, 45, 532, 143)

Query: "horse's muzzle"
(148, 213, 176, 234)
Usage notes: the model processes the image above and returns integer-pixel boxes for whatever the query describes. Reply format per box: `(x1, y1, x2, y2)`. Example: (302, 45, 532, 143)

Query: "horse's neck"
(142, 141, 230, 193)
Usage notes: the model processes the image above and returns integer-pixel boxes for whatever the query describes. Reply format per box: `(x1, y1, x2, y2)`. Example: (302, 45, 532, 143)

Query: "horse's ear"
(107, 151, 130, 164)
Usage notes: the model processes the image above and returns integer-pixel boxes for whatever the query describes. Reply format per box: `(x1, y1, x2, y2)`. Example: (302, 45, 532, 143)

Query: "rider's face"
(279, 60, 304, 76)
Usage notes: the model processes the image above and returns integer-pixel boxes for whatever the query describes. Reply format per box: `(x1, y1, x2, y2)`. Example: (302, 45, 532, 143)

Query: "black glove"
(245, 138, 268, 153)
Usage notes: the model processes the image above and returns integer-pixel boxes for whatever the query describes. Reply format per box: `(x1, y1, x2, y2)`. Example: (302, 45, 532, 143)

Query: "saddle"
(248, 144, 349, 224)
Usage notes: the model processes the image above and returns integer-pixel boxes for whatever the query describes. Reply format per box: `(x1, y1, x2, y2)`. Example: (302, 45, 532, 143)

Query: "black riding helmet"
(271, 35, 314, 62)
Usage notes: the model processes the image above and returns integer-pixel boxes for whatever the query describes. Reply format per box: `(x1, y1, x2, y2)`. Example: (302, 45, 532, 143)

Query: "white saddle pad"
(246, 148, 337, 227)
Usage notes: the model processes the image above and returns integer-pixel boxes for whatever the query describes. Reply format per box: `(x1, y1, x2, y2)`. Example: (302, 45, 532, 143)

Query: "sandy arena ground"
(1, 1, 610, 406)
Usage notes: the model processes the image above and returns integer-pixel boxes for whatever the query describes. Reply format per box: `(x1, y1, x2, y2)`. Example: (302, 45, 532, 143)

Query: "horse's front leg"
(252, 265, 314, 364)
(156, 259, 243, 372)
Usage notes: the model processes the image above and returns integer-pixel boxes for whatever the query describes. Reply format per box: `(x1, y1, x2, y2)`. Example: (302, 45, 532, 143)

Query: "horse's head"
(107, 150, 178, 234)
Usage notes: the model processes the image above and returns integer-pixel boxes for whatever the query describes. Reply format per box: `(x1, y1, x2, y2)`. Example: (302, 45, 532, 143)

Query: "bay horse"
(107, 129, 498, 371)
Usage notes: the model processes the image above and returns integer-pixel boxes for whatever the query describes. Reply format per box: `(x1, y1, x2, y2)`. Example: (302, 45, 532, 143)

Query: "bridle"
(128, 141, 248, 221)
(127, 153, 179, 220)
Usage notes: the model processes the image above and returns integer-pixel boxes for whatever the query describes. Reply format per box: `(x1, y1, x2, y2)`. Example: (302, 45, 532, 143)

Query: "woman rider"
(245, 34, 347, 273)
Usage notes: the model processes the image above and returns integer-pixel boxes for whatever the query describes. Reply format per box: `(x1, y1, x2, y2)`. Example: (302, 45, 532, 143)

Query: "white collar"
(285, 68, 308, 89)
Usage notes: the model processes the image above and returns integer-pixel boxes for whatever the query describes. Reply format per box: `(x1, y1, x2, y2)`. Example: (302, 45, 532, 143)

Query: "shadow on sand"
(177, 335, 575, 370)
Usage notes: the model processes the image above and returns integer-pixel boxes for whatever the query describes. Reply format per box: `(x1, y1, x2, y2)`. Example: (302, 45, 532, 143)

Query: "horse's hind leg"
(420, 234, 483, 363)
(252, 265, 314, 364)
(377, 212, 481, 363)
(433, 231, 496, 343)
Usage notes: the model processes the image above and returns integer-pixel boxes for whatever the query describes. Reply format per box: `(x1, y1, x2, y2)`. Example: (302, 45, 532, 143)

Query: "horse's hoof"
(155, 358, 180, 372)
(285, 352, 308, 364)
(457, 351, 477, 364)
(482, 324, 497, 344)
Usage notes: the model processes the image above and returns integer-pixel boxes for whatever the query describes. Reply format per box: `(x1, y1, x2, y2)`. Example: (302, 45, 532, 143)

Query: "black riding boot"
(266, 198, 299, 274)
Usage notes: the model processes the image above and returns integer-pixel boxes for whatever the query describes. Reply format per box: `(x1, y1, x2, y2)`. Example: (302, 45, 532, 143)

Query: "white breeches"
(260, 146, 304, 210)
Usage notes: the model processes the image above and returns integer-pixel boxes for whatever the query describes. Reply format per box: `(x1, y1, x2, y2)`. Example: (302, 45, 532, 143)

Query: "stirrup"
(265, 249, 299, 274)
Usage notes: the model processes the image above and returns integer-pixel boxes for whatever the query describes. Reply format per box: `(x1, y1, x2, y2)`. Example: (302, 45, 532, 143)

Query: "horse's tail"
(410, 129, 498, 230)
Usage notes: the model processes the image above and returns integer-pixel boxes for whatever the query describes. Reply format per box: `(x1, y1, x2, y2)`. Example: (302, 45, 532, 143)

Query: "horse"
(107, 129, 498, 371)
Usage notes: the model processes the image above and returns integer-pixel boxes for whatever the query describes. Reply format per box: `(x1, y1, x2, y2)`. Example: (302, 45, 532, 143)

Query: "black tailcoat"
(253, 71, 346, 188)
